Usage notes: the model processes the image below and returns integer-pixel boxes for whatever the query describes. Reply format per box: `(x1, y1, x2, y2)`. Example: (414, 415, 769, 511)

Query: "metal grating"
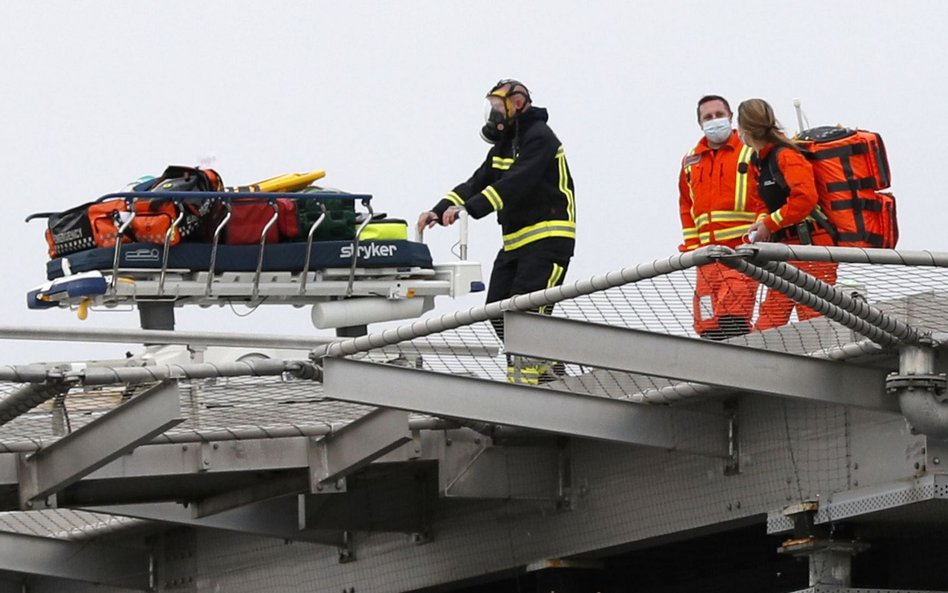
(768, 475, 948, 534)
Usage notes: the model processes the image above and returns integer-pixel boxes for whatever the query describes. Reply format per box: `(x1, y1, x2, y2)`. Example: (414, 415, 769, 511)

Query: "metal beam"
(88, 498, 344, 546)
(0, 436, 311, 490)
(310, 408, 413, 492)
(322, 357, 729, 456)
(191, 473, 308, 519)
(503, 313, 898, 413)
(18, 380, 183, 507)
(0, 358, 319, 386)
(0, 323, 332, 350)
(0, 530, 150, 589)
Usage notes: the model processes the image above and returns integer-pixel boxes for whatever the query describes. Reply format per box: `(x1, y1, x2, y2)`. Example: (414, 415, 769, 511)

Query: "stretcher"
(27, 190, 483, 329)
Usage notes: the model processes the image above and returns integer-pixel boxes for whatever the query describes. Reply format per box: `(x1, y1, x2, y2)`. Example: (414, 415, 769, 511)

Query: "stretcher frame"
(28, 191, 482, 312)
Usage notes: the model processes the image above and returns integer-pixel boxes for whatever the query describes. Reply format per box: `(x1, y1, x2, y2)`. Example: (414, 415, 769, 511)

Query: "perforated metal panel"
(769, 474, 948, 534)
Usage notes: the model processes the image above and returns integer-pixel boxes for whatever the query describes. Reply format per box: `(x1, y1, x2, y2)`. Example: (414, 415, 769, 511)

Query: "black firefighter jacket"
(431, 107, 576, 254)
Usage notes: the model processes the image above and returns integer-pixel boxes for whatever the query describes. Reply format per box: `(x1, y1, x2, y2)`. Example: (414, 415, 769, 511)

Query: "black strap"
(826, 177, 878, 193)
(836, 230, 884, 247)
(809, 143, 870, 160)
(830, 197, 884, 212)
(773, 220, 820, 245)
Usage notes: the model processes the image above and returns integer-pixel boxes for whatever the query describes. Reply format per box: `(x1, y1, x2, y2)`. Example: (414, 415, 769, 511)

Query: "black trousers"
(486, 238, 573, 342)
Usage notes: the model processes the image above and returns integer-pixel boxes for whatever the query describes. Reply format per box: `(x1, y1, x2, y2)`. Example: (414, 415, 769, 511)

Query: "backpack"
(796, 126, 898, 248)
(137, 165, 227, 243)
(40, 199, 131, 259)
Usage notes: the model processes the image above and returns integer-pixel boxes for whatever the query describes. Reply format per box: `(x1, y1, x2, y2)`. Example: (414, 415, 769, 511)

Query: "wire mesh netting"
(1, 258, 946, 473)
(1, 253, 947, 591)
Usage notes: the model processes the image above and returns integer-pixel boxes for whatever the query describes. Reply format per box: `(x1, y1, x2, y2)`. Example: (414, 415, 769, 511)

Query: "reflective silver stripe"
(503, 220, 576, 251)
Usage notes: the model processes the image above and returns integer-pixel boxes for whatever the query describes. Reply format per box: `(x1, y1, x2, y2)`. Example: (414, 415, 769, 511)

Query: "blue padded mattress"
(46, 240, 434, 281)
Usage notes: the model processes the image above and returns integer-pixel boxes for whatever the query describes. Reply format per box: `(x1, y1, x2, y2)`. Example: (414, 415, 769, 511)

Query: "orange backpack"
(798, 126, 898, 248)
(41, 199, 131, 259)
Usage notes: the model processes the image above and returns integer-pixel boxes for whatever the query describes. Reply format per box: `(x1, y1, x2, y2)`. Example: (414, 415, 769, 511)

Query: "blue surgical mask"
(702, 117, 733, 145)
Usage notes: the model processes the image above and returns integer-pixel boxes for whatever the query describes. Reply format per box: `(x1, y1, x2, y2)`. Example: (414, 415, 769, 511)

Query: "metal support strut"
(778, 501, 868, 588)
(887, 336, 948, 439)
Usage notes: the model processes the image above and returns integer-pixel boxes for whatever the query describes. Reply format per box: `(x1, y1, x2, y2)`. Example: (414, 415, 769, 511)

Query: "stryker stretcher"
(28, 191, 483, 329)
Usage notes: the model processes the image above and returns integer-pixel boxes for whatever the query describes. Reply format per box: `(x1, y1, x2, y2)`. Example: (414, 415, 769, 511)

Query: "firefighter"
(417, 79, 575, 384)
(738, 98, 838, 330)
(679, 95, 763, 340)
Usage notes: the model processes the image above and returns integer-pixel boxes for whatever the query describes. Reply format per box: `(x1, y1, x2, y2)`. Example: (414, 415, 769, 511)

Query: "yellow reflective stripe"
(710, 212, 757, 223)
(506, 366, 540, 384)
(507, 367, 541, 375)
(733, 145, 753, 211)
(492, 156, 515, 170)
(697, 224, 753, 244)
(711, 224, 752, 241)
(444, 192, 464, 207)
(693, 210, 757, 228)
(770, 210, 784, 226)
(502, 220, 577, 251)
(547, 263, 565, 289)
(481, 185, 504, 211)
(684, 149, 696, 203)
(555, 145, 576, 222)
(682, 227, 698, 239)
(539, 263, 565, 314)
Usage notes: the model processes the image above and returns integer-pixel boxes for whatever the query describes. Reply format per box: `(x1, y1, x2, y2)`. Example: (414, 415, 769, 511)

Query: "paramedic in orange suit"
(679, 95, 763, 340)
(738, 98, 838, 330)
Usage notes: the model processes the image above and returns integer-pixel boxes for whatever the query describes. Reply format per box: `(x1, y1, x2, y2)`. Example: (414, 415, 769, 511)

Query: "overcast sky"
(1, 1, 945, 364)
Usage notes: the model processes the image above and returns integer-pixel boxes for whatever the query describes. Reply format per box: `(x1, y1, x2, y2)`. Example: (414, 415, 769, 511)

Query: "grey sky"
(1, 1, 945, 364)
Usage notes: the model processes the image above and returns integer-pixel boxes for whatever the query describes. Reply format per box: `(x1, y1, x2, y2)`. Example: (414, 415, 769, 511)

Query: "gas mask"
(481, 99, 510, 144)
(479, 79, 532, 144)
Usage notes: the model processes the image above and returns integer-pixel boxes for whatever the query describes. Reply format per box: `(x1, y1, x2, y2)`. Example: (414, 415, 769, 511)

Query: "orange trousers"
(755, 232, 838, 331)
(693, 262, 758, 339)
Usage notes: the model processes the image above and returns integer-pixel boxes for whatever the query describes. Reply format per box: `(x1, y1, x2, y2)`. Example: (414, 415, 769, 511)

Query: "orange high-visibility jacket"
(678, 131, 761, 251)
(755, 143, 819, 233)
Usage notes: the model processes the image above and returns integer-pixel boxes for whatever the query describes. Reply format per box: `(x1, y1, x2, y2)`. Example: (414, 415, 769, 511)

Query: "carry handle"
(158, 206, 186, 296)
(346, 200, 376, 297)
(109, 208, 137, 293)
(252, 201, 280, 301)
(205, 204, 232, 298)
(457, 209, 469, 261)
(415, 210, 469, 261)
(299, 203, 328, 296)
